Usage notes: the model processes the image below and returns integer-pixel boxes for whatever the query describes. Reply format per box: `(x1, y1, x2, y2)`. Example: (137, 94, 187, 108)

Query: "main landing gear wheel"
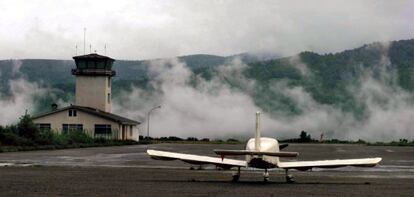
(232, 174, 240, 182)
(285, 169, 295, 183)
(263, 169, 270, 182)
(232, 167, 241, 182)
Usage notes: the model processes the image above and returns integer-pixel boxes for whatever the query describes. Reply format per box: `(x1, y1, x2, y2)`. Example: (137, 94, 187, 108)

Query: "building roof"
(32, 105, 140, 125)
(73, 53, 115, 61)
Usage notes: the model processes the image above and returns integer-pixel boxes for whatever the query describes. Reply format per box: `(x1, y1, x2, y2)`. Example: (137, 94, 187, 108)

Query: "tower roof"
(73, 53, 115, 61)
(72, 53, 116, 76)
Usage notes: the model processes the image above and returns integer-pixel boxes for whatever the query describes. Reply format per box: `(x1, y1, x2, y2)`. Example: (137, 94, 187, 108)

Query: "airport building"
(32, 53, 140, 141)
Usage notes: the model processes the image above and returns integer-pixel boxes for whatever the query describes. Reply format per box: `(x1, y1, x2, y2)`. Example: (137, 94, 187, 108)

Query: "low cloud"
(114, 48, 414, 142)
(114, 59, 261, 139)
(0, 60, 64, 125)
(0, 79, 45, 125)
(1, 46, 412, 142)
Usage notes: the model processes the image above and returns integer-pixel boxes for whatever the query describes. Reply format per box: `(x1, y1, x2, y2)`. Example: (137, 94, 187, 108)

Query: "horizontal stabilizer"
(213, 149, 299, 157)
(279, 143, 289, 150)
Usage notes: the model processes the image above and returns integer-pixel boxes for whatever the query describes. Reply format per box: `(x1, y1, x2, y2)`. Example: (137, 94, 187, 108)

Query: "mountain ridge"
(1, 38, 414, 117)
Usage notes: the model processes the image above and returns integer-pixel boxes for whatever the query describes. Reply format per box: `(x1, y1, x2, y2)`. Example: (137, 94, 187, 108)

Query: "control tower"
(72, 53, 116, 112)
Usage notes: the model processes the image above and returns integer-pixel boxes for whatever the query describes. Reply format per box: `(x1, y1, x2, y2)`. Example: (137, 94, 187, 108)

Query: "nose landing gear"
(263, 169, 270, 182)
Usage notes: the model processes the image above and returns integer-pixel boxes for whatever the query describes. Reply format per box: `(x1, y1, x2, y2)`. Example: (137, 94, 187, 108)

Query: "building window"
(97, 61, 105, 69)
(68, 109, 77, 117)
(62, 124, 83, 134)
(36, 123, 51, 131)
(78, 60, 86, 69)
(94, 124, 112, 137)
(107, 93, 111, 104)
(87, 60, 96, 69)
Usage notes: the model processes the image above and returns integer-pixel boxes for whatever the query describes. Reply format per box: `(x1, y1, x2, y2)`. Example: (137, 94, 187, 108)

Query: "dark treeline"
(280, 131, 414, 146)
(140, 136, 242, 144)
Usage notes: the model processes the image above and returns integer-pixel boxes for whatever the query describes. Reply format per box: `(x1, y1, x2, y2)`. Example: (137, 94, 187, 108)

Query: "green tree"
(299, 130, 311, 142)
(17, 113, 39, 140)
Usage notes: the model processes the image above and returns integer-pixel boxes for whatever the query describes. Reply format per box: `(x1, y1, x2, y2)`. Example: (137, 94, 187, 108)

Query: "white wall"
(76, 76, 112, 112)
(33, 109, 138, 141)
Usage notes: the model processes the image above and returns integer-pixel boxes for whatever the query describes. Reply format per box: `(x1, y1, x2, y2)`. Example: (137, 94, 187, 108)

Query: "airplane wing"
(278, 157, 382, 171)
(147, 149, 246, 169)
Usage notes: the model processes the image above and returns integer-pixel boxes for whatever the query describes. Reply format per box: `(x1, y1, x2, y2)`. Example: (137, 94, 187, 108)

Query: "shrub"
(94, 137, 108, 144)
(52, 132, 69, 145)
(0, 132, 34, 146)
(356, 139, 366, 144)
(66, 130, 94, 144)
(187, 137, 198, 141)
(167, 136, 183, 141)
(143, 136, 153, 141)
(34, 129, 55, 145)
(17, 114, 40, 140)
(227, 138, 240, 143)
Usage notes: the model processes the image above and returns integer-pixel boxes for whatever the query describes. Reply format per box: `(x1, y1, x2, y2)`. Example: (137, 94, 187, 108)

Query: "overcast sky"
(0, 0, 413, 60)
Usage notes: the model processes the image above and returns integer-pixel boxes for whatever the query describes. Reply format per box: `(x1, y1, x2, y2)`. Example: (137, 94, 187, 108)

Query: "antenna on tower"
(104, 44, 107, 55)
(89, 44, 92, 54)
(75, 44, 78, 55)
(83, 28, 86, 55)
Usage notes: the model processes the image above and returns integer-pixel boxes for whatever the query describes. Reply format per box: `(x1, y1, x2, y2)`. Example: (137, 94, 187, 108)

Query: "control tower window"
(107, 93, 111, 103)
(78, 60, 86, 69)
(97, 61, 105, 69)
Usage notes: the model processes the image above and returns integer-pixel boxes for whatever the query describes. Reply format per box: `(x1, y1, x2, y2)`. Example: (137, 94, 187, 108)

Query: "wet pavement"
(0, 143, 413, 174)
(0, 143, 413, 196)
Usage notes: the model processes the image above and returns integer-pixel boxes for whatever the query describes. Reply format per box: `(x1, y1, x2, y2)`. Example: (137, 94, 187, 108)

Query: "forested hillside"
(1, 39, 413, 118)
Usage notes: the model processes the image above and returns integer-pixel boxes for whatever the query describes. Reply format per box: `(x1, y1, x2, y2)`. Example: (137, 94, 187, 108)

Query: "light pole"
(147, 105, 161, 139)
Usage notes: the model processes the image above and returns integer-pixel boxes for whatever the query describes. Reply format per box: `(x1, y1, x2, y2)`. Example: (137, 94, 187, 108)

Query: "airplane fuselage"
(245, 137, 280, 169)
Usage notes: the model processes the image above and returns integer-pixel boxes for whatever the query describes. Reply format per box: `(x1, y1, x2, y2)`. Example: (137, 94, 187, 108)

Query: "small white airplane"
(147, 112, 382, 182)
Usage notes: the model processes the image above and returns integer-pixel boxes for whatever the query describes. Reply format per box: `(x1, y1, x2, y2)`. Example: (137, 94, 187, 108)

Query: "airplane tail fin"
(255, 111, 261, 151)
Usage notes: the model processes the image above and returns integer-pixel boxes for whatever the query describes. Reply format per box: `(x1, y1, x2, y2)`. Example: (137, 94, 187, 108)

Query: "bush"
(226, 138, 240, 143)
(167, 136, 183, 141)
(52, 132, 69, 145)
(17, 114, 40, 140)
(66, 130, 94, 144)
(143, 136, 153, 141)
(94, 137, 108, 144)
(356, 139, 366, 144)
(35, 129, 55, 145)
(0, 132, 34, 146)
(187, 137, 198, 141)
